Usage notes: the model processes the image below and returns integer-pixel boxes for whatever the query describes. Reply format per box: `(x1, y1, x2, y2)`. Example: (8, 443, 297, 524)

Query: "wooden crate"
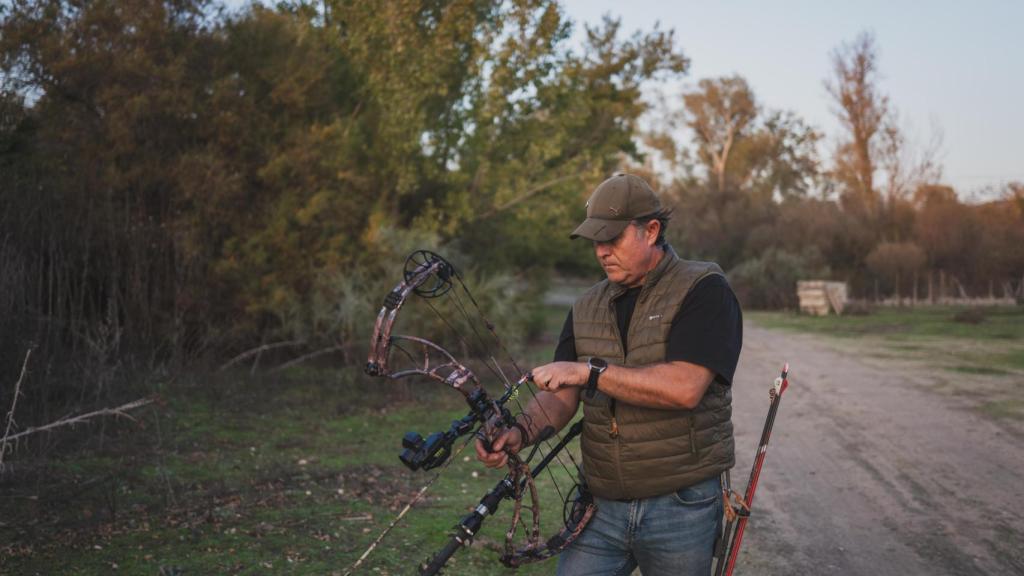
(797, 280, 848, 315)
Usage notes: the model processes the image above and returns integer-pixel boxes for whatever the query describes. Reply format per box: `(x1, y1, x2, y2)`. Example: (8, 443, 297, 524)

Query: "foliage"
(865, 241, 926, 300)
(825, 31, 890, 222)
(1, 2, 1022, 419)
(661, 75, 822, 275)
(952, 308, 986, 325)
(682, 75, 758, 193)
(0, 0, 217, 356)
(751, 305, 1024, 343)
(728, 248, 827, 310)
(656, 32, 1021, 304)
(0, 0, 687, 390)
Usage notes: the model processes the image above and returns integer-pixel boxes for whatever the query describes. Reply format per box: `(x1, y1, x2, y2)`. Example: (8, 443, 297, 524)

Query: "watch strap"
(585, 366, 601, 398)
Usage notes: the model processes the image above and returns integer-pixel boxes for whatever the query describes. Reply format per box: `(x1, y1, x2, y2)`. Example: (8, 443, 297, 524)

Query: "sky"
(561, 0, 1024, 198)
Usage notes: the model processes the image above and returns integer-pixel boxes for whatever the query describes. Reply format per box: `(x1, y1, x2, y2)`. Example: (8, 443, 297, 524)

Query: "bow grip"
(383, 288, 403, 310)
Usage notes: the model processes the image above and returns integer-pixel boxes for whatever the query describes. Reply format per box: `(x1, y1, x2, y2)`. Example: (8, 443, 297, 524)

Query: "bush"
(952, 308, 986, 324)
(728, 248, 827, 310)
(298, 227, 538, 370)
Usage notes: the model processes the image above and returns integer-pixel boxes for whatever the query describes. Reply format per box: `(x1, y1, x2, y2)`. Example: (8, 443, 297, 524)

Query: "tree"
(826, 32, 888, 222)
(912, 185, 978, 290)
(667, 76, 821, 271)
(683, 75, 758, 193)
(0, 0, 694, 379)
(826, 31, 942, 292)
(729, 110, 822, 202)
(865, 241, 926, 303)
(445, 12, 689, 273)
(729, 248, 826, 310)
(0, 0, 218, 356)
(970, 184, 1024, 298)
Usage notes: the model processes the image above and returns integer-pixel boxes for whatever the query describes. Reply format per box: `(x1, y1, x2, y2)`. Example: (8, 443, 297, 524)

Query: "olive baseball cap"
(570, 173, 662, 241)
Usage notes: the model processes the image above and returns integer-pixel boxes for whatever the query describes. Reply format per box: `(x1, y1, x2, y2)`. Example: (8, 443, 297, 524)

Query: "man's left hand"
(531, 361, 588, 392)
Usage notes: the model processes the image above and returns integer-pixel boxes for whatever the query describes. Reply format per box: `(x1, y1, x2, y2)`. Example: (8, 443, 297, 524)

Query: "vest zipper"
(606, 297, 624, 440)
(609, 398, 619, 438)
(688, 415, 697, 455)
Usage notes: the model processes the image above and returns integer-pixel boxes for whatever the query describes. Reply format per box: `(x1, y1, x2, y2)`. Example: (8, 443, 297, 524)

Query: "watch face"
(589, 357, 607, 370)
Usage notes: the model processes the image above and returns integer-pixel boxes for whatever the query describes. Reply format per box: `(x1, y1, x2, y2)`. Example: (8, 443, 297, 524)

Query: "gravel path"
(729, 322, 1024, 575)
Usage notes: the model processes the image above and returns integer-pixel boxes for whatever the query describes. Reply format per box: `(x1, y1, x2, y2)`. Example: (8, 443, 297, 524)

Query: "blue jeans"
(557, 475, 723, 576)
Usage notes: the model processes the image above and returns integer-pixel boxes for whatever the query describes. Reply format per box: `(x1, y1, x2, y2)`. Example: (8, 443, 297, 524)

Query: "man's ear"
(646, 220, 661, 246)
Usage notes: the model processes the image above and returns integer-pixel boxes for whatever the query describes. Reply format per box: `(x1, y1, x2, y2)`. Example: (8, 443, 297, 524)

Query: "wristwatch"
(585, 357, 608, 398)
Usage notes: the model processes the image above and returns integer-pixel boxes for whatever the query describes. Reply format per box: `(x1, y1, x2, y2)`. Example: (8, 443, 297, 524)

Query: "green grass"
(748, 306, 1024, 374)
(999, 348, 1024, 370)
(2, 367, 579, 575)
(748, 305, 1024, 342)
(977, 400, 1024, 421)
(947, 365, 1010, 376)
(1, 303, 580, 576)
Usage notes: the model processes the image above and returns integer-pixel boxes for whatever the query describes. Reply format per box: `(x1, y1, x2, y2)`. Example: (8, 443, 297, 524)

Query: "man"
(476, 173, 743, 575)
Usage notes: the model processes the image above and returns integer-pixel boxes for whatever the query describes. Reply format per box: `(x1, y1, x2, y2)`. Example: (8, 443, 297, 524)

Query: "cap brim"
(570, 218, 631, 242)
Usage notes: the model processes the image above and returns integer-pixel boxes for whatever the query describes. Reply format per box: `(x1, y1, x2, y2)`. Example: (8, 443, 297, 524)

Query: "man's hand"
(474, 425, 524, 469)
(530, 361, 588, 392)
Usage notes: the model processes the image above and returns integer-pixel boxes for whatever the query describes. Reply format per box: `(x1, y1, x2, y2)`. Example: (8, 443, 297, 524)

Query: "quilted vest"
(573, 247, 735, 500)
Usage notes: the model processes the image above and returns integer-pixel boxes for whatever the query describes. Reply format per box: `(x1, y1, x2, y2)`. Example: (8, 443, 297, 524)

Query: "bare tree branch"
(0, 397, 154, 445)
(271, 344, 346, 373)
(478, 173, 583, 220)
(0, 347, 33, 469)
(218, 340, 306, 372)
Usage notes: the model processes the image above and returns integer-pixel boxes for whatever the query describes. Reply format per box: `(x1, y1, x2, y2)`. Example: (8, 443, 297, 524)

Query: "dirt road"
(730, 322, 1024, 575)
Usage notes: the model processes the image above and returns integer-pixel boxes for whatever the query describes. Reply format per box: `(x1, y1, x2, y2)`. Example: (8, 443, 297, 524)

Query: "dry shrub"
(952, 308, 986, 324)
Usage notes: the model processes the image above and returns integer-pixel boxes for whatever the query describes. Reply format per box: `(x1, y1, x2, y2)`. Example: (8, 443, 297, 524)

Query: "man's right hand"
(474, 424, 524, 469)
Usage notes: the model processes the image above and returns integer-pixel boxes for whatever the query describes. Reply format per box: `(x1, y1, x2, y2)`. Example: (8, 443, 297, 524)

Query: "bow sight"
(399, 386, 514, 471)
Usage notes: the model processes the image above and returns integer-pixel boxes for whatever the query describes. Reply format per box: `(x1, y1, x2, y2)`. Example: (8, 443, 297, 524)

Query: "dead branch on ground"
(0, 347, 34, 469)
(270, 344, 347, 373)
(218, 340, 305, 372)
(0, 396, 155, 447)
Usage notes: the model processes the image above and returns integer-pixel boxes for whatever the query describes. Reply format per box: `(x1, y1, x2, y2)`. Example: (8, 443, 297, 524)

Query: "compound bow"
(352, 250, 594, 575)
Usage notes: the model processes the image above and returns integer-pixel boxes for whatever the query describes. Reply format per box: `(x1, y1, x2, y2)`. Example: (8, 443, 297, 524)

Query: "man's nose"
(594, 242, 611, 258)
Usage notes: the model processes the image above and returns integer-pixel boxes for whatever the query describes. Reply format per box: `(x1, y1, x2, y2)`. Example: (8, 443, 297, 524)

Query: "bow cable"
(417, 264, 583, 490)
(443, 271, 582, 489)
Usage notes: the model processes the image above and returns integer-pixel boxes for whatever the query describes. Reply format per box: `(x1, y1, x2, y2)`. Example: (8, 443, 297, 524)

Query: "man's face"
(593, 220, 661, 287)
